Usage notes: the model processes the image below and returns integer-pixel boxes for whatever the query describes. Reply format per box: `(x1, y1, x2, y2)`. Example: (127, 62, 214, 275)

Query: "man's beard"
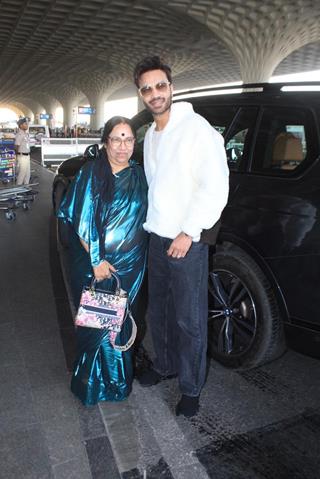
(144, 94, 172, 116)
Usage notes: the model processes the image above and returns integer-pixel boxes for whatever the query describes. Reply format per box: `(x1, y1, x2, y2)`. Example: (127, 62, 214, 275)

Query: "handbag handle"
(91, 272, 123, 296)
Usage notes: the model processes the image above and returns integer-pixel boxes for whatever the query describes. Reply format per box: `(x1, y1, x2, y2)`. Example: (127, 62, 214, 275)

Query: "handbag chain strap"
(112, 310, 137, 351)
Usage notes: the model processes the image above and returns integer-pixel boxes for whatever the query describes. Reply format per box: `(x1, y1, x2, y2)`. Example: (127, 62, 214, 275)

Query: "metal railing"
(41, 137, 101, 167)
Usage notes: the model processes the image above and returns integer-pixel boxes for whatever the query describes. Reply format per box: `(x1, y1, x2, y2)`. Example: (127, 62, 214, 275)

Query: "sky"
(1, 69, 320, 126)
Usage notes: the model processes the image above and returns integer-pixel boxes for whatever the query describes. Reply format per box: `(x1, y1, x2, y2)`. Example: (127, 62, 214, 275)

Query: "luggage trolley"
(0, 139, 39, 221)
(0, 139, 16, 184)
(0, 184, 38, 221)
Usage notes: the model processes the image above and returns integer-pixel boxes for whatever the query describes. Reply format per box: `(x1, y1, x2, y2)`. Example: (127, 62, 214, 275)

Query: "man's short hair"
(17, 117, 28, 127)
(133, 56, 172, 88)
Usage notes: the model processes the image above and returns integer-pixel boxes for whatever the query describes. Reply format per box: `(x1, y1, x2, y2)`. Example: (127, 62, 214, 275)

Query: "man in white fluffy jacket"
(133, 56, 229, 417)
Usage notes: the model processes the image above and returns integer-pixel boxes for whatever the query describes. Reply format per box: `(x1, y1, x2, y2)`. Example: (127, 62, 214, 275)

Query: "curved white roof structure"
(1, 0, 320, 125)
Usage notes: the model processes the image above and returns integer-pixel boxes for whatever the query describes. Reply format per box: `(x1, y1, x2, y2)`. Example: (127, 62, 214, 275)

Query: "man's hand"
(93, 261, 116, 281)
(167, 232, 193, 258)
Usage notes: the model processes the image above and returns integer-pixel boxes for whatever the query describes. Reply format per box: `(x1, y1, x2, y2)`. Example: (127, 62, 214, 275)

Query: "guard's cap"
(17, 117, 28, 126)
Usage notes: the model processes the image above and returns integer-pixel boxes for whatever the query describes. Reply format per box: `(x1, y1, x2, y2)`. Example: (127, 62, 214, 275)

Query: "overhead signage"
(78, 106, 96, 115)
(40, 113, 53, 120)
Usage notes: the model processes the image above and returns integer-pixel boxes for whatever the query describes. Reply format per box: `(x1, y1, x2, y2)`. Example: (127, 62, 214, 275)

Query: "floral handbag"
(75, 273, 136, 351)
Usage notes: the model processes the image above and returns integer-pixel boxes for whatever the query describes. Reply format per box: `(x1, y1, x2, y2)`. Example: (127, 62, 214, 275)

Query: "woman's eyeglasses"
(139, 81, 171, 97)
(108, 136, 135, 148)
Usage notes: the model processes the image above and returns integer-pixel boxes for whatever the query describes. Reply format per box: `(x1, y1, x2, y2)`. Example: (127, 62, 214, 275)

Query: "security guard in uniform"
(15, 117, 31, 185)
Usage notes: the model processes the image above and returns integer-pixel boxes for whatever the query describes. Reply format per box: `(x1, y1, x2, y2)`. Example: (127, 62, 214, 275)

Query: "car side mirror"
(84, 143, 99, 160)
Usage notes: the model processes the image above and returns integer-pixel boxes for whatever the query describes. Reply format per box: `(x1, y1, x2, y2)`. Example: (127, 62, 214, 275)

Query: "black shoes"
(138, 368, 177, 387)
(175, 394, 200, 418)
(138, 369, 200, 418)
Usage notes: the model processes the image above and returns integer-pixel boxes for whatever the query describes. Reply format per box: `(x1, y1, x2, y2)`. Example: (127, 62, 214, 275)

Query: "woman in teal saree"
(58, 116, 148, 405)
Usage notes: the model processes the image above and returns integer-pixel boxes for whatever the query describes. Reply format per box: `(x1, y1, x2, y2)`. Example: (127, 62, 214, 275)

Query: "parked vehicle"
(0, 127, 16, 139)
(29, 124, 50, 147)
(53, 82, 320, 369)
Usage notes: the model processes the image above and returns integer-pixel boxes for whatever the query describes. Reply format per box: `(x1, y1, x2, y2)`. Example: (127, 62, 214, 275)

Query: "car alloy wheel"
(207, 245, 286, 369)
(208, 269, 257, 358)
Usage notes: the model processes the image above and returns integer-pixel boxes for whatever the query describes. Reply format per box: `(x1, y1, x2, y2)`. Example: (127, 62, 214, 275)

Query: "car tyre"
(208, 244, 286, 369)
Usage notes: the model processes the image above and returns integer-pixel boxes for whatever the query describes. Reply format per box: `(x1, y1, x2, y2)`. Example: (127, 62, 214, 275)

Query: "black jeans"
(148, 233, 208, 397)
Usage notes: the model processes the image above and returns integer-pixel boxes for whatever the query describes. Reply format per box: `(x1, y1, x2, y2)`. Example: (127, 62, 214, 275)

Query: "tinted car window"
(194, 104, 258, 171)
(251, 106, 317, 175)
(224, 107, 258, 171)
(193, 104, 238, 135)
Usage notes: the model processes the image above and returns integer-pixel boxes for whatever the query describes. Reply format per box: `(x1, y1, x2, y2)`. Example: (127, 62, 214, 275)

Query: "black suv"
(53, 82, 320, 369)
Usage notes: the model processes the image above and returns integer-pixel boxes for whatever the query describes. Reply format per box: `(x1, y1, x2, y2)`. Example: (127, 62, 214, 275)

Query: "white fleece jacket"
(143, 101, 229, 241)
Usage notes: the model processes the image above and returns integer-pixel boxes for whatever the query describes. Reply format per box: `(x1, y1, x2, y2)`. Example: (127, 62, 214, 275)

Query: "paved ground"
(1, 158, 320, 478)
(109, 349, 320, 478)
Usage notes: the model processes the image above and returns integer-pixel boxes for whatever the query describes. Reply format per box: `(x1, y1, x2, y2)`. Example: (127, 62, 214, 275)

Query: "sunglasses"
(139, 80, 171, 97)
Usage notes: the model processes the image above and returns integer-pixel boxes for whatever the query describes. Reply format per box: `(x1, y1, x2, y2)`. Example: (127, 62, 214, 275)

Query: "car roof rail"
(173, 81, 320, 99)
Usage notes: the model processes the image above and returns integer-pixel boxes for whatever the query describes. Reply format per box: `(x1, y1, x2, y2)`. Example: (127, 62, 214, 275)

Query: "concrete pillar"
(41, 100, 61, 129)
(91, 101, 105, 130)
(61, 101, 78, 128)
(14, 99, 43, 123)
(86, 93, 107, 130)
(21, 108, 34, 122)
(34, 112, 42, 123)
